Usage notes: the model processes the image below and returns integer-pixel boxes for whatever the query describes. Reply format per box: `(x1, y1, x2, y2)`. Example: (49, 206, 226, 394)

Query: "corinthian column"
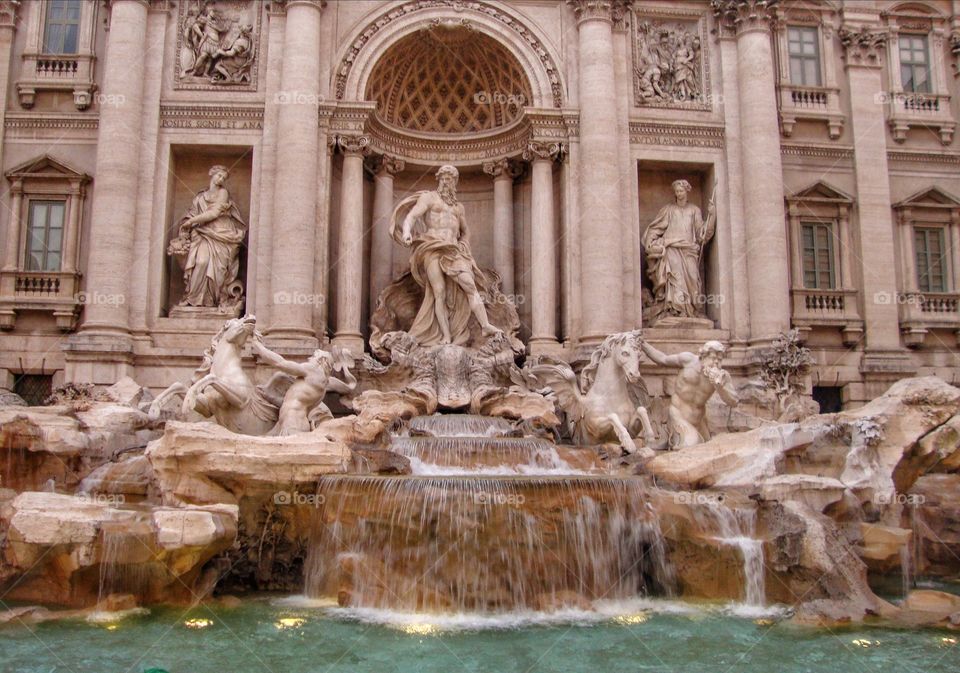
(267, 0, 324, 345)
(714, 0, 790, 342)
(838, 22, 909, 369)
(74, 0, 149, 337)
(369, 155, 404, 313)
(332, 135, 370, 356)
(568, 0, 628, 345)
(482, 158, 519, 295)
(524, 142, 564, 354)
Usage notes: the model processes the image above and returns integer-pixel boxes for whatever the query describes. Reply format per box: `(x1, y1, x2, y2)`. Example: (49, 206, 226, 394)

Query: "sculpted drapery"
(168, 165, 246, 309)
(388, 165, 502, 346)
(642, 179, 716, 319)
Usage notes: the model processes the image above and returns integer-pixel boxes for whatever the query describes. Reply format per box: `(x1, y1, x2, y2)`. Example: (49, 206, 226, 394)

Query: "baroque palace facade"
(0, 0, 959, 409)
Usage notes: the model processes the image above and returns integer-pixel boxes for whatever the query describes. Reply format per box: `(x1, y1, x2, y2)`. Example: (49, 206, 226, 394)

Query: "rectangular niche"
(162, 145, 253, 318)
(637, 160, 720, 325)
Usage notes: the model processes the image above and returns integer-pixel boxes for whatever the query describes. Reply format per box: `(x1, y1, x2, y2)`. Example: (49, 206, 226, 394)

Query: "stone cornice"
(712, 0, 779, 37)
(780, 143, 854, 161)
(838, 25, 888, 68)
(629, 120, 725, 149)
(159, 104, 264, 130)
(4, 113, 99, 132)
(887, 150, 960, 166)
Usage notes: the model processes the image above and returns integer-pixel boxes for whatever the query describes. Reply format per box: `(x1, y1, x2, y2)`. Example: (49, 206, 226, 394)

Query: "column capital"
(838, 25, 889, 68)
(0, 1, 19, 29)
(482, 158, 523, 179)
(370, 154, 405, 176)
(711, 0, 779, 37)
(522, 141, 565, 163)
(333, 134, 371, 156)
(268, 0, 326, 14)
(566, 1, 632, 26)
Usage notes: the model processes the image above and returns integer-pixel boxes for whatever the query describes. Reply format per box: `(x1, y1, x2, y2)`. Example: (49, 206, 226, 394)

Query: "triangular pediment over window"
(6, 155, 91, 182)
(786, 180, 855, 205)
(893, 186, 960, 210)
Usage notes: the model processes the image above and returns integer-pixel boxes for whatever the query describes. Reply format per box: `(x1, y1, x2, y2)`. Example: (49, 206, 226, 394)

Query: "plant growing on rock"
(758, 329, 814, 420)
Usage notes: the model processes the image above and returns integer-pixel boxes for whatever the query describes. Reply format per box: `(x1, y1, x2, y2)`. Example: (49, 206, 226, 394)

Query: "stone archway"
(334, 1, 565, 110)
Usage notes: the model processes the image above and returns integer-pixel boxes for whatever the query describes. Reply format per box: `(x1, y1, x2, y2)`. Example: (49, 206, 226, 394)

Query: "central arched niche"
(365, 25, 534, 135)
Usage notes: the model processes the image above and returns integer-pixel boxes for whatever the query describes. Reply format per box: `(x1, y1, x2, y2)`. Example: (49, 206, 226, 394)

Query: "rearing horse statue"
(523, 330, 656, 456)
(149, 314, 290, 435)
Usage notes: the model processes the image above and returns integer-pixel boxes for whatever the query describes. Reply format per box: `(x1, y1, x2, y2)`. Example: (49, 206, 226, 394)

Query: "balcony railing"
(778, 84, 844, 139)
(886, 92, 955, 144)
(791, 287, 863, 345)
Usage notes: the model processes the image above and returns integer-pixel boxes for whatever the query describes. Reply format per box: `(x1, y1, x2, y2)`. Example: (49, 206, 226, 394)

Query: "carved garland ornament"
(335, 0, 564, 108)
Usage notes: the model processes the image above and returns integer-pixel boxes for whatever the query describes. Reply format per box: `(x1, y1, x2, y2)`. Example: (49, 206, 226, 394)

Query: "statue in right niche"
(642, 178, 716, 324)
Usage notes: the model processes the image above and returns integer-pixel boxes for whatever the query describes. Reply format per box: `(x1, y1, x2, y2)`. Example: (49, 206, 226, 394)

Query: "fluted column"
(332, 135, 370, 355)
(524, 142, 563, 353)
(267, 0, 324, 344)
(369, 155, 404, 313)
(838, 23, 904, 356)
(568, 0, 627, 345)
(714, 0, 791, 342)
(75, 0, 149, 336)
(482, 158, 519, 295)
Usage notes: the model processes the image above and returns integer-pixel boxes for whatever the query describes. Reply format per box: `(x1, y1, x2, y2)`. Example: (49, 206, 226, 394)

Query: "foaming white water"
(297, 597, 788, 632)
(86, 607, 150, 623)
(407, 455, 588, 477)
(698, 504, 766, 607)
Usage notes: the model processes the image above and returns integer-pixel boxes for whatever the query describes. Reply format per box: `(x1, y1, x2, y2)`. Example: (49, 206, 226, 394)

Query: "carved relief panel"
(175, 0, 262, 91)
(632, 8, 711, 111)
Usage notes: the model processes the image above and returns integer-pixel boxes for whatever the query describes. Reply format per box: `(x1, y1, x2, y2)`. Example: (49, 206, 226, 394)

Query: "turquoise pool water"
(1, 598, 958, 673)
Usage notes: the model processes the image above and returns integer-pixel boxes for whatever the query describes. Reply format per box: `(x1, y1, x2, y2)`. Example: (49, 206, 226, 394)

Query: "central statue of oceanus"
(387, 165, 503, 347)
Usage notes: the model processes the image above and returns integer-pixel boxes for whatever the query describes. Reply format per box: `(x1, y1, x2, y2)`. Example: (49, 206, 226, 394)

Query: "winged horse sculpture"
(523, 330, 657, 457)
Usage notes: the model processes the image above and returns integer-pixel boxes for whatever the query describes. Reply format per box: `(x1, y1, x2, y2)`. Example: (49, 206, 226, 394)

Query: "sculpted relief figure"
(179, 3, 256, 85)
(642, 179, 716, 323)
(388, 165, 503, 346)
(639, 338, 738, 448)
(635, 21, 703, 105)
(167, 165, 246, 314)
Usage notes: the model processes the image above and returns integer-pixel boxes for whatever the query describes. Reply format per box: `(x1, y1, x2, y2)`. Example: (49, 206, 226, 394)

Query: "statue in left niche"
(179, 1, 256, 85)
(167, 165, 247, 316)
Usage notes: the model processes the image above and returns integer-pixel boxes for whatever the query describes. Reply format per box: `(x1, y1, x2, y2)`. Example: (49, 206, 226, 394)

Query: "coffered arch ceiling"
(365, 26, 534, 135)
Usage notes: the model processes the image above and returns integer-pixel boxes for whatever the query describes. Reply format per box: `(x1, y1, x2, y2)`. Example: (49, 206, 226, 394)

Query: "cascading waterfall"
(696, 503, 766, 606)
(305, 475, 674, 612)
(408, 414, 517, 438)
(391, 436, 582, 475)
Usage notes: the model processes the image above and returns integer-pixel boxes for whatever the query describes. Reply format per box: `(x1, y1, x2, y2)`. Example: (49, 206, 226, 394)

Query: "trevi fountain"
(0, 2, 959, 673)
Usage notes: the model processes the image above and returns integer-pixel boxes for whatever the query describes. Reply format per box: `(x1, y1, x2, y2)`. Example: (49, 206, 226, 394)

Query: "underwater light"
(275, 617, 306, 630)
(183, 618, 213, 630)
(614, 613, 649, 625)
(851, 639, 880, 648)
(400, 623, 439, 635)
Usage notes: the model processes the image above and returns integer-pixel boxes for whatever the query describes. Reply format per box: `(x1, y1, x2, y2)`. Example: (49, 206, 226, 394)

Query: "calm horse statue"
(525, 330, 656, 456)
(149, 314, 290, 435)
